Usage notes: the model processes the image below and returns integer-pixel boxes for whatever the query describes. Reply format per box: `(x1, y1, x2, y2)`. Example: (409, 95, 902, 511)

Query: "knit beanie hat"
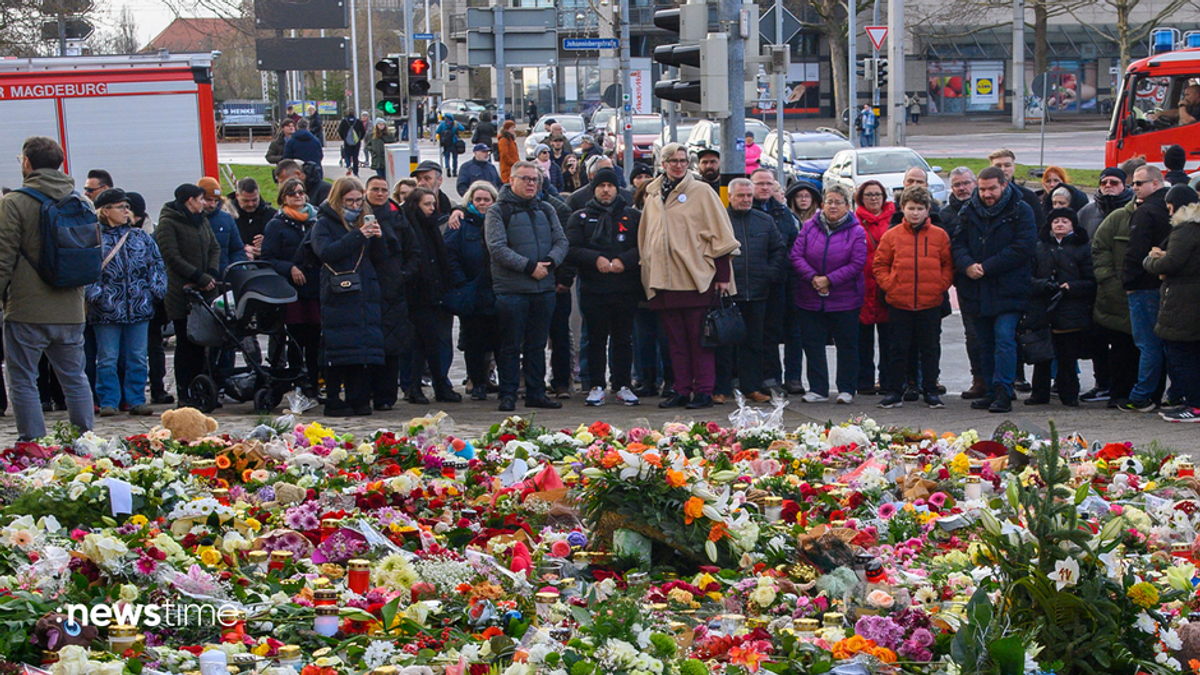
(1164, 145, 1187, 171)
(1166, 183, 1200, 212)
(1099, 167, 1127, 184)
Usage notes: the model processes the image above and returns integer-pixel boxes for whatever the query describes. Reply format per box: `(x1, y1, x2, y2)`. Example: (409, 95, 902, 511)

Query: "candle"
(348, 559, 370, 594)
(269, 550, 293, 572)
(865, 560, 886, 585)
(108, 624, 138, 654)
(903, 453, 920, 474)
(964, 475, 982, 501)
(199, 649, 228, 675)
(534, 590, 559, 624)
(794, 618, 819, 640)
(314, 588, 338, 607)
(822, 468, 837, 485)
(212, 488, 229, 504)
(720, 614, 745, 634)
(191, 459, 218, 480)
(1173, 542, 1193, 560)
(313, 606, 339, 637)
(276, 645, 302, 672)
(373, 667, 397, 675)
(41, 651, 59, 666)
(247, 550, 268, 575)
(1179, 461, 1195, 478)
(762, 496, 783, 522)
(320, 519, 339, 543)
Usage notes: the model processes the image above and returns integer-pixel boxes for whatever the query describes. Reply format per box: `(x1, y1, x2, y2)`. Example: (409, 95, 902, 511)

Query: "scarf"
(586, 196, 627, 248)
(660, 174, 681, 201)
(817, 209, 853, 234)
(173, 199, 205, 228)
(1094, 187, 1134, 216)
(283, 205, 310, 222)
(970, 182, 1015, 219)
(536, 158, 552, 176)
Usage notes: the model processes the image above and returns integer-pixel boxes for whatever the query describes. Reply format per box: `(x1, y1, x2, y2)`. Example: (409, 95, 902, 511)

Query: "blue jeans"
(797, 308, 859, 397)
(634, 307, 671, 388)
(1128, 289, 1165, 402)
(441, 146, 458, 174)
(496, 291, 555, 400)
(93, 322, 149, 409)
(965, 312, 1021, 397)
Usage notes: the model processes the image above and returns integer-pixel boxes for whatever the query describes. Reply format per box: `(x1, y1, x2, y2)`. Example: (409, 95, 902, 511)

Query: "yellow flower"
(950, 453, 970, 475)
(304, 422, 333, 445)
(128, 515, 148, 527)
(244, 518, 261, 531)
(199, 548, 221, 566)
(251, 643, 271, 657)
(1127, 581, 1159, 609)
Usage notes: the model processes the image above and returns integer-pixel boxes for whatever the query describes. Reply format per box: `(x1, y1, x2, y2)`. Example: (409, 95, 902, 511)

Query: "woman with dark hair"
(498, 119, 519, 183)
(786, 179, 821, 225)
(561, 153, 585, 193)
(310, 176, 389, 416)
(1146, 185, 1200, 421)
(261, 177, 323, 399)
(401, 186, 462, 404)
(854, 180, 894, 395)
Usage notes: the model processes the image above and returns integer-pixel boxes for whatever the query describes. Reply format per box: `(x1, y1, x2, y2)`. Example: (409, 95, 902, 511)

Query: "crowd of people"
(1, 124, 1198, 440)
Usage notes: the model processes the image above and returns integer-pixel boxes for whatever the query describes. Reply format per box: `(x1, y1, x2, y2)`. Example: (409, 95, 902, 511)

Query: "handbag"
(1017, 327, 1055, 364)
(454, 138, 466, 155)
(324, 247, 364, 294)
(700, 293, 746, 348)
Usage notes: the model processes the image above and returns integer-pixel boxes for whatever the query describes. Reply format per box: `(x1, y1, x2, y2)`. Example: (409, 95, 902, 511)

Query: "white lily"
(617, 450, 650, 481)
(1052, 557, 1080, 590)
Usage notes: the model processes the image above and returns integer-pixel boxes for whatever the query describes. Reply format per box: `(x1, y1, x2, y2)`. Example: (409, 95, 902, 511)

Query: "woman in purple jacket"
(790, 183, 867, 404)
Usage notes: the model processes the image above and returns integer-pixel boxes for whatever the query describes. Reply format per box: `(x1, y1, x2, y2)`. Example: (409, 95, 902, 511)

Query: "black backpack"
(14, 187, 102, 287)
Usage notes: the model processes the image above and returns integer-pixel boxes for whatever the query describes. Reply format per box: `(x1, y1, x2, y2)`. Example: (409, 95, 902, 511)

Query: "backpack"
(345, 124, 360, 146)
(14, 187, 102, 287)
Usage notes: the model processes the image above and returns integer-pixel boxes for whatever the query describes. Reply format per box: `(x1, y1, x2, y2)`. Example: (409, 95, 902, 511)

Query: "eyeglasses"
(862, 192, 884, 198)
(664, 158, 689, 166)
(951, 181, 974, 189)
(513, 175, 540, 184)
(342, 197, 365, 206)
(1131, 180, 1151, 187)
(824, 200, 847, 206)
(104, 204, 130, 210)
(1100, 179, 1123, 187)
(286, 190, 306, 197)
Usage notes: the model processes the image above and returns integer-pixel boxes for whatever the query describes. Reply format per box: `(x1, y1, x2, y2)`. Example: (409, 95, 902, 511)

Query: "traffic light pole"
(718, 0, 745, 205)
(494, 5, 507, 126)
(848, 0, 857, 147)
(887, 0, 904, 146)
(405, 0, 418, 173)
(619, 0, 633, 180)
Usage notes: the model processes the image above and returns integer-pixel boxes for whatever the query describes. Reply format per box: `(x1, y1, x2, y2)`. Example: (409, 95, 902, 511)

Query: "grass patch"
(928, 157, 1101, 190)
(222, 164, 284, 204)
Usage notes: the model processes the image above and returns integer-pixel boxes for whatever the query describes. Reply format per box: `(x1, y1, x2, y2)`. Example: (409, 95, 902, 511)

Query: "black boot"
(988, 388, 1013, 413)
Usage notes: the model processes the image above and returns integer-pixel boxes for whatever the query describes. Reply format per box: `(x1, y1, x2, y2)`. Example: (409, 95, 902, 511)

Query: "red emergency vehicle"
(1106, 48, 1200, 170)
(0, 52, 219, 214)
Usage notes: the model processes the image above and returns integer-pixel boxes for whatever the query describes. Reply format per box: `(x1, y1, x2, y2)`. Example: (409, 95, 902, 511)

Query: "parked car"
(684, 119, 771, 168)
(652, 121, 698, 172)
(524, 114, 588, 159)
(759, 130, 853, 187)
(437, 99, 488, 131)
(606, 114, 663, 164)
(822, 147, 946, 203)
(590, 106, 616, 135)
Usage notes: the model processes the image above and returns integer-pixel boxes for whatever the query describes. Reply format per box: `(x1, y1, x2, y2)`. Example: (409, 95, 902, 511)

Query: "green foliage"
(679, 659, 710, 675)
(649, 632, 677, 658)
(0, 591, 54, 666)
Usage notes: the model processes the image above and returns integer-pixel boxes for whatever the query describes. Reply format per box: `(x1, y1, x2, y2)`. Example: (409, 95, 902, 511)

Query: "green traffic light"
(377, 99, 401, 114)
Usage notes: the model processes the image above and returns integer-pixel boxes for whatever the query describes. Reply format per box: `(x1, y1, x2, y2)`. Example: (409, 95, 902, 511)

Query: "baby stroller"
(185, 260, 305, 413)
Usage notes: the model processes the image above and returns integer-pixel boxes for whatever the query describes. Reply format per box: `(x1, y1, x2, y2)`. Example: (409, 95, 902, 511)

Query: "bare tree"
(1068, 0, 1195, 75)
(801, 0, 872, 126)
(91, 5, 140, 54)
(0, 0, 77, 56)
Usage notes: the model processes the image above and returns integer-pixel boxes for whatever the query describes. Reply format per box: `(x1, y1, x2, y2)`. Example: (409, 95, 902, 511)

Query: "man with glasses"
(485, 161, 569, 412)
(83, 169, 113, 203)
(940, 166, 989, 400)
(750, 168, 798, 394)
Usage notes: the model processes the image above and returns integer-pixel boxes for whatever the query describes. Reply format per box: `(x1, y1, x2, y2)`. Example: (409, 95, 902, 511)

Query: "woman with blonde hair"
(310, 176, 391, 416)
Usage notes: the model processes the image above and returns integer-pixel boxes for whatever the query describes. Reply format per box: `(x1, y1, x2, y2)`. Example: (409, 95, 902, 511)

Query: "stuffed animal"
(160, 407, 219, 442)
(33, 612, 99, 651)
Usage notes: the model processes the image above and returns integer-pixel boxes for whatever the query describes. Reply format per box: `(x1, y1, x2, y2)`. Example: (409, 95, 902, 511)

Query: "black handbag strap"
(324, 246, 364, 277)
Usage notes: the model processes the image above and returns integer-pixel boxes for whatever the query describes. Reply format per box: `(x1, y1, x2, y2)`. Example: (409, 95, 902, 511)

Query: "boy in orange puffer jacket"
(872, 186, 955, 409)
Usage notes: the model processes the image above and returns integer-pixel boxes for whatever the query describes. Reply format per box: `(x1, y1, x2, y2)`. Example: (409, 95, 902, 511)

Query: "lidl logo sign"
(976, 78, 993, 95)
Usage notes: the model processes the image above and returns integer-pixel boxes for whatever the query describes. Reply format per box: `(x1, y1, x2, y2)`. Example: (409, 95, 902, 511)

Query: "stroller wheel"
(188, 375, 219, 413)
(253, 388, 276, 414)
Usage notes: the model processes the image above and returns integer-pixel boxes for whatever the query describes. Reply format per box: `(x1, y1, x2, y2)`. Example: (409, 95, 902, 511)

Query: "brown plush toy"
(160, 407, 219, 442)
(34, 612, 99, 651)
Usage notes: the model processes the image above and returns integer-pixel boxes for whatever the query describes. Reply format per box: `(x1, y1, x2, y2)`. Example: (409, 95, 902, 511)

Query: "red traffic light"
(408, 58, 430, 75)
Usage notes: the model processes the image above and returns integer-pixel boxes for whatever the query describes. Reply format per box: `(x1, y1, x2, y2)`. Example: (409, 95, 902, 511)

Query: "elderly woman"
(310, 176, 390, 416)
(791, 183, 867, 404)
(638, 142, 741, 410)
(86, 188, 167, 416)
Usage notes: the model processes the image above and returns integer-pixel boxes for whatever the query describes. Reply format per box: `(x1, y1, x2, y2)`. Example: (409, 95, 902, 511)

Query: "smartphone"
(363, 214, 377, 224)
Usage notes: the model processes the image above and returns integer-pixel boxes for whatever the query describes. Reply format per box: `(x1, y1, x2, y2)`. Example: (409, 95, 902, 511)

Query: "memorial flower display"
(0, 410, 1195, 675)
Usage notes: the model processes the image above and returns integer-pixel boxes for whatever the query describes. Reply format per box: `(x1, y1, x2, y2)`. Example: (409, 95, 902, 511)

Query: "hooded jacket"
(86, 219, 167, 325)
(873, 217, 954, 312)
(0, 169, 88, 324)
(856, 202, 895, 324)
(951, 182, 1038, 316)
(484, 185, 569, 295)
(1040, 182, 1090, 216)
(790, 211, 868, 313)
(638, 171, 740, 300)
(457, 157, 503, 195)
(261, 204, 320, 301)
(498, 130, 520, 183)
(1144, 202, 1200, 342)
(374, 200, 417, 355)
(310, 202, 387, 366)
(444, 205, 497, 315)
(283, 129, 324, 165)
(337, 116, 366, 149)
(226, 194, 277, 248)
(727, 205, 787, 302)
(265, 131, 290, 164)
(1030, 214, 1096, 332)
(1077, 187, 1134, 239)
(206, 207, 248, 273)
(403, 200, 454, 308)
(1091, 197, 1137, 334)
(156, 200, 220, 321)
(366, 129, 397, 172)
(565, 196, 642, 296)
(939, 193, 969, 234)
(1123, 186, 1171, 291)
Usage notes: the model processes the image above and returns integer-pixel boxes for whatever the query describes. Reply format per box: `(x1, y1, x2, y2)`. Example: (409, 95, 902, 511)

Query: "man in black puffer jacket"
(716, 178, 786, 403)
(749, 168, 798, 392)
(365, 175, 418, 410)
(566, 168, 643, 407)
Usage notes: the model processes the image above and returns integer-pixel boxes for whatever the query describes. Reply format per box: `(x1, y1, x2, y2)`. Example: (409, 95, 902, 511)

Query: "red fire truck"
(1106, 48, 1200, 171)
(0, 52, 219, 215)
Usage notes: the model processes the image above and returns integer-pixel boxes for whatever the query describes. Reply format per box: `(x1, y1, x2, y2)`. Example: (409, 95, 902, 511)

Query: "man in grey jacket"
(485, 160, 569, 412)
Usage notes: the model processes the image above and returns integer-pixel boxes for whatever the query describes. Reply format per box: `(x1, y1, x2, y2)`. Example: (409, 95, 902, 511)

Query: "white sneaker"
(616, 386, 640, 406)
(836, 392, 854, 404)
(801, 392, 828, 403)
(585, 387, 606, 406)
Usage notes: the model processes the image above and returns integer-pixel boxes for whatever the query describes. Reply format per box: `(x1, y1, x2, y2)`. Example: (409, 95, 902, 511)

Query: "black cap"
(125, 191, 147, 219)
(696, 147, 720, 160)
(1164, 144, 1187, 171)
(591, 167, 621, 188)
(1046, 207, 1079, 229)
(175, 184, 205, 202)
(1099, 167, 1126, 184)
(630, 163, 654, 181)
(414, 160, 443, 175)
(92, 188, 128, 209)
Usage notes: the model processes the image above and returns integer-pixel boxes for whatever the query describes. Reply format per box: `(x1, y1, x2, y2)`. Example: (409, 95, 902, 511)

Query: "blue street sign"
(563, 38, 619, 50)
(414, 33, 435, 40)
(623, 103, 631, 112)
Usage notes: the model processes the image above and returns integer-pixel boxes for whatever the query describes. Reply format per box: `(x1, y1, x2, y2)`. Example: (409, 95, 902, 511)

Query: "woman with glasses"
(854, 180, 894, 395)
(790, 183, 867, 405)
(85, 188, 167, 417)
(638, 143, 740, 410)
(261, 178, 323, 399)
(533, 143, 564, 193)
(310, 176, 390, 416)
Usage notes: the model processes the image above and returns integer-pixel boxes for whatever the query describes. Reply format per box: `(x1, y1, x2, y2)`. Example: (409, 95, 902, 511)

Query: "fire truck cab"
(0, 52, 219, 215)
(1106, 48, 1200, 171)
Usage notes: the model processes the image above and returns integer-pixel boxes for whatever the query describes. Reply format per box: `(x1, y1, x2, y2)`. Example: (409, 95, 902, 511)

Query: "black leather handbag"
(701, 293, 746, 348)
(324, 248, 364, 294)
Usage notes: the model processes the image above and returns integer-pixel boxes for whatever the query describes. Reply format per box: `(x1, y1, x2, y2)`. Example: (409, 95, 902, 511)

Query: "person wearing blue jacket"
(457, 143, 502, 195)
(436, 115, 466, 177)
(283, 118, 325, 165)
(198, 177, 248, 273)
(444, 182, 502, 400)
(86, 189, 167, 417)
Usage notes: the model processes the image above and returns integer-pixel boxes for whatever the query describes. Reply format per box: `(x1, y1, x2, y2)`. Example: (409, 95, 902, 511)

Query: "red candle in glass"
(348, 559, 370, 594)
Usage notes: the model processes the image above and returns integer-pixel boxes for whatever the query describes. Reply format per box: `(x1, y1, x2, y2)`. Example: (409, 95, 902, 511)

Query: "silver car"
(524, 114, 587, 159)
(822, 147, 946, 203)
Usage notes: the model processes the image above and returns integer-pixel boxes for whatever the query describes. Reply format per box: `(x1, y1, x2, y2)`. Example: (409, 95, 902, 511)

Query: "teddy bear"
(33, 612, 99, 651)
(159, 407, 219, 442)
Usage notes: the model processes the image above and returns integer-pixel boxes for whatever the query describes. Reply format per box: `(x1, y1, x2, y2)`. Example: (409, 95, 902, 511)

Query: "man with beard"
(695, 148, 721, 192)
(226, 178, 277, 260)
(939, 166, 989, 401)
(565, 167, 642, 407)
(197, 177, 248, 273)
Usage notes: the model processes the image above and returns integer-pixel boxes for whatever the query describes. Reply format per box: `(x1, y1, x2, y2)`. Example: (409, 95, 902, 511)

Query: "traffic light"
(651, 1, 728, 116)
(374, 56, 402, 115)
(407, 56, 431, 97)
(857, 57, 873, 81)
(875, 58, 888, 88)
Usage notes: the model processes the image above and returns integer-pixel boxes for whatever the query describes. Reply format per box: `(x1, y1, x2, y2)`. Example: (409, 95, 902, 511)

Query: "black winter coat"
(228, 195, 277, 247)
(310, 203, 387, 366)
(1040, 183, 1090, 216)
(1015, 182, 1046, 229)
(403, 201, 455, 308)
(444, 208, 497, 315)
(952, 183, 1038, 316)
(1144, 202, 1200, 342)
(375, 200, 418, 354)
(728, 206, 787, 302)
(1029, 223, 1095, 332)
(939, 195, 968, 234)
(1124, 187, 1172, 291)
(565, 197, 642, 296)
(261, 208, 320, 301)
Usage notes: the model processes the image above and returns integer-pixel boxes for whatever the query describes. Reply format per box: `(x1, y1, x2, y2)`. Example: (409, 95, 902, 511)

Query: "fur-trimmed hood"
(1170, 201, 1200, 227)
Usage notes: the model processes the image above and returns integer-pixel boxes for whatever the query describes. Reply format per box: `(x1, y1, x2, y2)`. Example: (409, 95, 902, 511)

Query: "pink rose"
(550, 540, 572, 558)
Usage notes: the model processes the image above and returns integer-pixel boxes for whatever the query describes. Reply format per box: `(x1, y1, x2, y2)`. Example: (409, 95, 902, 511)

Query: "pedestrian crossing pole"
(718, 0, 746, 207)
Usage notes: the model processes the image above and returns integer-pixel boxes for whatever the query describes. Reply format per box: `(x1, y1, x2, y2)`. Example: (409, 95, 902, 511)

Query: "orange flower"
(871, 647, 897, 664)
(215, 455, 232, 470)
(665, 469, 688, 488)
(480, 626, 504, 639)
(643, 452, 662, 468)
(708, 522, 729, 542)
(625, 442, 649, 454)
(602, 450, 622, 468)
(684, 496, 705, 525)
(242, 469, 254, 483)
